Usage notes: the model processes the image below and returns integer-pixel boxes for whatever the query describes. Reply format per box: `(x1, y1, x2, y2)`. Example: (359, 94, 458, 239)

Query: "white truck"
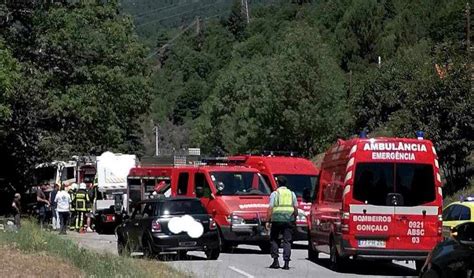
(35, 160, 77, 189)
(94, 151, 137, 233)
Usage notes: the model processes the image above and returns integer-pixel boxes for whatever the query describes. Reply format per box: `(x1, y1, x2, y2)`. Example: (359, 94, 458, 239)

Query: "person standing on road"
(49, 184, 60, 230)
(37, 184, 50, 229)
(11, 193, 21, 229)
(55, 184, 71, 235)
(266, 176, 298, 270)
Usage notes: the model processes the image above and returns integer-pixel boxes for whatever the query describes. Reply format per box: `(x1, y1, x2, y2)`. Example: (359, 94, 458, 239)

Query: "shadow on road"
(307, 257, 418, 276)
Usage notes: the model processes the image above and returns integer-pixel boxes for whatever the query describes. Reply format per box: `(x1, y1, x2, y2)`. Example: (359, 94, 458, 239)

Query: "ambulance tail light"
(341, 211, 350, 233)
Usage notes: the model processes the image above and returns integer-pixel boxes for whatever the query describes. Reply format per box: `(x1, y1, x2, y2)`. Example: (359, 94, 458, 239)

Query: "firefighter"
(266, 176, 298, 270)
(74, 183, 90, 231)
(68, 183, 78, 230)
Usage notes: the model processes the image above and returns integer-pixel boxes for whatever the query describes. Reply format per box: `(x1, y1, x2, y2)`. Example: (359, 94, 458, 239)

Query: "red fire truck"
(229, 154, 319, 241)
(127, 160, 273, 252)
(307, 134, 443, 272)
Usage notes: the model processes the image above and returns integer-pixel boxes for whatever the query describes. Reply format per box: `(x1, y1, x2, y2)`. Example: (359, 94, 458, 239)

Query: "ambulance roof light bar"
(416, 130, 424, 140)
(359, 130, 368, 138)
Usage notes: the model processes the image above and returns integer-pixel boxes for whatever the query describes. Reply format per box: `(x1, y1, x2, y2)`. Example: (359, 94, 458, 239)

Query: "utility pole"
(241, 0, 249, 23)
(154, 126, 159, 157)
(466, 2, 471, 51)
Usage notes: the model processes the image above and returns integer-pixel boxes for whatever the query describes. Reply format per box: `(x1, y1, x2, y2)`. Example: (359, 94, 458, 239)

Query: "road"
(67, 233, 418, 278)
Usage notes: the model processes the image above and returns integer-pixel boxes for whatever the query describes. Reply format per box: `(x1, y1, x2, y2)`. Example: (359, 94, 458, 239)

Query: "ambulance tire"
(329, 239, 347, 272)
(307, 242, 319, 261)
(415, 260, 425, 273)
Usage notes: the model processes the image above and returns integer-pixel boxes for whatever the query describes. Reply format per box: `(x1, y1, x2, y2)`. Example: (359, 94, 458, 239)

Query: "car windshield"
(353, 163, 435, 206)
(210, 171, 271, 196)
(274, 174, 318, 198)
(161, 200, 207, 215)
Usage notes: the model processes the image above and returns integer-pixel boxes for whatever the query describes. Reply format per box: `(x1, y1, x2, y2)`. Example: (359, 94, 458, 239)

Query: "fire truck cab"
(127, 161, 272, 252)
(307, 135, 443, 271)
(229, 154, 319, 241)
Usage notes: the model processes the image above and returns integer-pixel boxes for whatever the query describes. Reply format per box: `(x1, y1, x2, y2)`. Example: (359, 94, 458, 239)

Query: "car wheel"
(206, 248, 220, 260)
(117, 238, 130, 257)
(329, 239, 346, 272)
(177, 250, 187, 260)
(142, 238, 155, 259)
(259, 242, 271, 254)
(308, 241, 319, 261)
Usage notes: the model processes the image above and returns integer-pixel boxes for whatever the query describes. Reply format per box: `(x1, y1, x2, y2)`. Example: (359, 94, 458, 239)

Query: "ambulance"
(127, 159, 273, 252)
(229, 154, 319, 240)
(307, 134, 443, 271)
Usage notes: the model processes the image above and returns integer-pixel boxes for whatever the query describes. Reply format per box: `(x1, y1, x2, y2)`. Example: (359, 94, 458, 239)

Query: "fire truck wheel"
(307, 242, 319, 261)
(329, 240, 346, 272)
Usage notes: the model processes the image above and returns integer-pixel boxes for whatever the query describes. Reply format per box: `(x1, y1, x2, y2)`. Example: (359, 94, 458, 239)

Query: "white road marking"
(228, 266, 254, 278)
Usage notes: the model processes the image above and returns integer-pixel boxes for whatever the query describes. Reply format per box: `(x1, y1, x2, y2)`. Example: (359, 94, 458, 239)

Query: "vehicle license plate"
(179, 241, 197, 247)
(358, 240, 386, 248)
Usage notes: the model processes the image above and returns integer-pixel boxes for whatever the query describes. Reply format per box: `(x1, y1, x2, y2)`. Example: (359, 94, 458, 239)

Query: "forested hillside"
(144, 0, 472, 194)
(0, 0, 471, 198)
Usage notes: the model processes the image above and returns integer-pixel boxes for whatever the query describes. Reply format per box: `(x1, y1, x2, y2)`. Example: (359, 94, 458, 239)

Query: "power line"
(136, 1, 229, 28)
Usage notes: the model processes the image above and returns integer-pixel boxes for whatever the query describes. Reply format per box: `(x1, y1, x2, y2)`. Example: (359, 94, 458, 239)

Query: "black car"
(116, 197, 220, 260)
(420, 222, 474, 278)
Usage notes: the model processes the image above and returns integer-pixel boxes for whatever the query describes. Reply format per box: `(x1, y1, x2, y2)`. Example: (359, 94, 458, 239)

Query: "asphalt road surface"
(67, 233, 418, 278)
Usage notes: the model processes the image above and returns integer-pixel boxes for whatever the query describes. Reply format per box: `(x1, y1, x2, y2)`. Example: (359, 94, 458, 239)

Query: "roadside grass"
(0, 220, 187, 278)
(443, 179, 474, 206)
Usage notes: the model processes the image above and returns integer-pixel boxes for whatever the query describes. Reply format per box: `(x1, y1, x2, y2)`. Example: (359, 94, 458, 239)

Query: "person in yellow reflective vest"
(266, 176, 298, 270)
(75, 183, 91, 231)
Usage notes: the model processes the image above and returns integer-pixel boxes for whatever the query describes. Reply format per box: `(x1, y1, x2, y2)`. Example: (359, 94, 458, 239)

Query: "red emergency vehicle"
(307, 135, 443, 271)
(127, 161, 272, 252)
(229, 154, 320, 240)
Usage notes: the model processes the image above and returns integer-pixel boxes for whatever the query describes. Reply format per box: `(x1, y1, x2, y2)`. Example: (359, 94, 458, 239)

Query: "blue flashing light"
(416, 130, 424, 140)
(359, 131, 368, 138)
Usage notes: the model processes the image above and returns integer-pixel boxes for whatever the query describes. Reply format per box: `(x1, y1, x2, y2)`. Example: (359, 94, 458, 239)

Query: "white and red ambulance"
(307, 134, 443, 272)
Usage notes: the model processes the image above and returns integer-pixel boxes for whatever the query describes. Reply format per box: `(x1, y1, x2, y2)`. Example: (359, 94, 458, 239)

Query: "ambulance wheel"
(329, 240, 346, 272)
(415, 260, 425, 273)
(307, 242, 319, 261)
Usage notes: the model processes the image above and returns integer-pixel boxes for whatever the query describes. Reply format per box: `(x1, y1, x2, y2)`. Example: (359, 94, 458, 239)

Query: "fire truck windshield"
(274, 174, 318, 198)
(210, 172, 271, 196)
(353, 163, 435, 206)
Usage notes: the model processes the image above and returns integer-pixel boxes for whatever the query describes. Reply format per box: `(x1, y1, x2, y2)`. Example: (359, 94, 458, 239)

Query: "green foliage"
(0, 2, 151, 195)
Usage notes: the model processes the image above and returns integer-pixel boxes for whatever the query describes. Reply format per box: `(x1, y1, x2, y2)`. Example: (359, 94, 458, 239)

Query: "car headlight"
(226, 215, 246, 225)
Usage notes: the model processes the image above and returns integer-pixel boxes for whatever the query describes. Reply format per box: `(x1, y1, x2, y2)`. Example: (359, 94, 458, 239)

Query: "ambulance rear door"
(351, 163, 396, 250)
(393, 163, 438, 250)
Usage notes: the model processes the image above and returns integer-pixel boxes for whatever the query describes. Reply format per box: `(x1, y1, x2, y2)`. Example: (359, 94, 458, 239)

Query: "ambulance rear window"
(353, 163, 435, 206)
